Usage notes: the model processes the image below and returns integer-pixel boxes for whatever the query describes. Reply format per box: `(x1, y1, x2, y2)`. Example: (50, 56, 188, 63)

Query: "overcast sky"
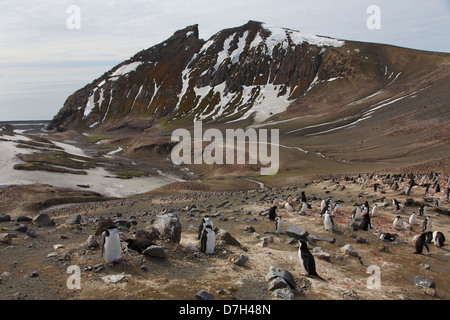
(1, 0, 449, 121)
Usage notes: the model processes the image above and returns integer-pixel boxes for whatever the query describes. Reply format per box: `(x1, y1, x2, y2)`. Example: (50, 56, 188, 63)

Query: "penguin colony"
(97, 171, 447, 297)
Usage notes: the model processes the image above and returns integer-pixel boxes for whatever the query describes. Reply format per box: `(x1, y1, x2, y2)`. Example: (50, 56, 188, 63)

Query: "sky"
(1, 0, 449, 121)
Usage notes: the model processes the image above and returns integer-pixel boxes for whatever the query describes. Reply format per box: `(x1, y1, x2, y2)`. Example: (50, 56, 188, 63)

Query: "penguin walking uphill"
(298, 240, 326, 281)
(102, 226, 122, 266)
(413, 232, 430, 254)
(200, 224, 215, 255)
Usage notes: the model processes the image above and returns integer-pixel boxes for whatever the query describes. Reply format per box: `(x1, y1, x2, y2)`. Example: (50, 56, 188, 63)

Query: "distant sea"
(0, 120, 50, 135)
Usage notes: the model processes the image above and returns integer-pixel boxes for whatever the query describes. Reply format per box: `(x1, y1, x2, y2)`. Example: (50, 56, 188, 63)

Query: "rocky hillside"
(48, 20, 450, 132)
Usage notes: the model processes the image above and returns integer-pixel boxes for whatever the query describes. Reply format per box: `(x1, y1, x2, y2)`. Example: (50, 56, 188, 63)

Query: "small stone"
(14, 225, 28, 233)
(0, 233, 12, 244)
(25, 229, 38, 238)
(102, 274, 125, 284)
(16, 216, 32, 223)
(29, 270, 39, 278)
(414, 276, 435, 288)
(268, 277, 289, 291)
(94, 264, 105, 273)
(340, 244, 360, 258)
(272, 288, 295, 300)
(233, 254, 248, 267)
(52, 244, 65, 250)
(86, 235, 99, 249)
(195, 289, 215, 300)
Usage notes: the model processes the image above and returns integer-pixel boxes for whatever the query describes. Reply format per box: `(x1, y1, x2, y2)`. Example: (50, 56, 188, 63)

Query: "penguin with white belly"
(200, 224, 215, 255)
(102, 226, 122, 265)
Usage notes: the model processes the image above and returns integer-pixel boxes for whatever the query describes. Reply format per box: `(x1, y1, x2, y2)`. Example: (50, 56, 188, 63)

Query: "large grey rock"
(65, 214, 82, 225)
(217, 229, 241, 247)
(33, 213, 54, 227)
(142, 245, 167, 259)
(95, 217, 116, 235)
(265, 266, 296, 289)
(286, 225, 309, 239)
(0, 214, 11, 223)
(308, 234, 336, 243)
(152, 212, 182, 243)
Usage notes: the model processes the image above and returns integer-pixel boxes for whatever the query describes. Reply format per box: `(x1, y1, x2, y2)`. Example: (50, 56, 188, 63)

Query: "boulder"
(33, 213, 54, 227)
(94, 217, 116, 235)
(217, 229, 241, 247)
(65, 214, 82, 225)
(152, 212, 181, 243)
(286, 225, 309, 239)
(142, 245, 166, 259)
(0, 214, 11, 223)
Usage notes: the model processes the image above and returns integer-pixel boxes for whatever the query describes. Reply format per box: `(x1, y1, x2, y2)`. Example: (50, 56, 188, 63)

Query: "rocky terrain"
(1, 173, 449, 300)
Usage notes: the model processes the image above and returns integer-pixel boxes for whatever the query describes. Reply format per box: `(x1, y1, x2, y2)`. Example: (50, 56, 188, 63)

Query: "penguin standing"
(320, 199, 327, 212)
(198, 217, 213, 240)
(333, 203, 341, 215)
(432, 231, 446, 247)
(435, 198, 441, 207)
(413, 233, 430, 254)
(268, 206, 277, 221)
(298, 240, 325, 281)
(419, 203, 427, 217)
(323, 212, 334, 231)
(359, 212, 372, 231)
(275, 216, 285, 233)
(371, 204, 379, 217)
(352, 204, 362, 220)
(298, 202, 308, 214)
(200, 224, 215, 255)
(362, 201, 370, 215)
(409, 212, 418, 225)
(393, 216, 403, 230)
(284, 196, 294, 212)
(422, 216, 432, 233)
(392, 199, 401, 211)
(102, 226, 122, 265)
(300, 191, 307, 203)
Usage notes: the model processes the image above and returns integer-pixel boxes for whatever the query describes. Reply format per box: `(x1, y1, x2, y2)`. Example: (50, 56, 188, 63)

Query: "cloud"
(0, 0, 449, 120)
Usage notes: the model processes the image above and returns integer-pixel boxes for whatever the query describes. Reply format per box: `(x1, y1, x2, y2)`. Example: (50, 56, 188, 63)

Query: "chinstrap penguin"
(102, 226, 122, 265)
